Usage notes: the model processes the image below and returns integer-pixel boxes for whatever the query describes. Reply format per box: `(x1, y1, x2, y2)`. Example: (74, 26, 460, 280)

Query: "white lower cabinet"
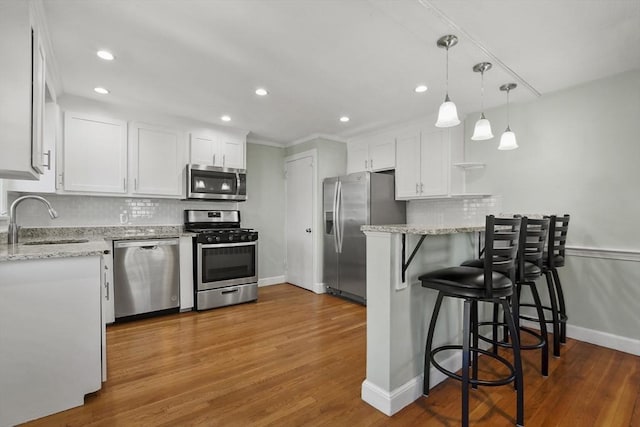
(0, 256, 103, 426)
(395, 128, 449, 199)
(130, 122, 184, 197)
(62, 112, 128, 194)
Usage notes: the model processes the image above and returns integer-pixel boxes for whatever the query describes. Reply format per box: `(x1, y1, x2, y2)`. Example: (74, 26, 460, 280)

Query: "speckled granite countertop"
(361, 224, 485, 235)
(0, 226, 194, 262)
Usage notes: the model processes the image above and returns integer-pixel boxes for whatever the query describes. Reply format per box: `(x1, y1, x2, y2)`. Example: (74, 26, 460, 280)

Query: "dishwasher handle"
(114, 239, 179, 249)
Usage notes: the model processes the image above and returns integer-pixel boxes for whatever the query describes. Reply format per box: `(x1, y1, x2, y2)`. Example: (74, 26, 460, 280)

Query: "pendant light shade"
(435, 35, 460, 128)
(436, 94, 460, 127)
(498, 126, 518, 150)
(472, 113, 494, 140)
(471, 62, 494, 140)
(498, 83, 518, 150)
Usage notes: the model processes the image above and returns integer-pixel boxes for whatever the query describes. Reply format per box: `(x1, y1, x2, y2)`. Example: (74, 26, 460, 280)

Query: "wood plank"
(22, 284, 640, 426)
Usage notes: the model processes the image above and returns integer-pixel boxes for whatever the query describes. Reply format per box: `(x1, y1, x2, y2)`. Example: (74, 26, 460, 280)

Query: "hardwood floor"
(25, 284, 639, 426)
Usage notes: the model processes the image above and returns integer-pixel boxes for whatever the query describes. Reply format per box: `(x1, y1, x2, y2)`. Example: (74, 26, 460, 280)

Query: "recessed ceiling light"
(97, 50, 115, 61)
(94, 87, 109, 95)
(255, 88, 268, 96)
(221, 115, 231, 122)
(414, 85, 428, 93)
(339, 116, 350, 123)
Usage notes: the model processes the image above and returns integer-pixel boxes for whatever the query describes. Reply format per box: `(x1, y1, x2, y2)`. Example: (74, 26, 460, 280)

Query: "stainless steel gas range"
(185, 210, 258, 310)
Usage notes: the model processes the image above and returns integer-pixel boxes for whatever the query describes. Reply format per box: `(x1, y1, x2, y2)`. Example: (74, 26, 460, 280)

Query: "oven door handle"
(198, 241, 258, 249)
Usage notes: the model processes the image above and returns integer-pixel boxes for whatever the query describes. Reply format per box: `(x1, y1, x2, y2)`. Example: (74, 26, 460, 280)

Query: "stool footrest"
(519, 303, 568, 323)
(476, 321, 545, 350)
(430, 344, 516, 387)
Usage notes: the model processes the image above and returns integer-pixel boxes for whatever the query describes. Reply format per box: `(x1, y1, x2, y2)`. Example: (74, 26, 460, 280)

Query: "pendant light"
(435, 35, 460, 128)
(471, 62, 494, 140)
(498, 83, 518, 150)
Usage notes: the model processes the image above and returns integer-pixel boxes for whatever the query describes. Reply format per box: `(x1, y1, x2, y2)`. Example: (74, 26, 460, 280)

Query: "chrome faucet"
(7, 195, 58, 245)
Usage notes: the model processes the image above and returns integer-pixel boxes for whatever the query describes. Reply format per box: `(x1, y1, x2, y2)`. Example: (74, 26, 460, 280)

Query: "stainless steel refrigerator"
(323, 172, 406, 304)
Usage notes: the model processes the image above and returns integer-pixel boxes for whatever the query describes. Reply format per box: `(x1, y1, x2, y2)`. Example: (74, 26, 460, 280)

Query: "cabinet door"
(7, 101, 58, 193)
(131, 123, 183, 196)
(30, 27, 46, 174)
(395, 132, 421, 199)
(0, 180, 7, 219)
(420, 130, 449, 196)
(189, 134, 218, 166)
(369, 138, 395, 171)
(63, 112, 128, 193)
(220, 136, 245, 169)
(347, 143, 369, 174)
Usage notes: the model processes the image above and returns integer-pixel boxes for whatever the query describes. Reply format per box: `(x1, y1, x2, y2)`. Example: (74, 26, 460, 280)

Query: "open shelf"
(453, 162, 485, 170)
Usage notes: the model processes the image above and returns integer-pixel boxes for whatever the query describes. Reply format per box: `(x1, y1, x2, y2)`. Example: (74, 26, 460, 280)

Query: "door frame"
(284, 149, 321, 293)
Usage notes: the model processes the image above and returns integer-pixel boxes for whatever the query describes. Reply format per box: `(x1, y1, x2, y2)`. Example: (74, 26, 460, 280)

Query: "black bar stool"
(520, 214, 570, 357)
(461, 217, 551, 376)
(419, 216, 524, 427)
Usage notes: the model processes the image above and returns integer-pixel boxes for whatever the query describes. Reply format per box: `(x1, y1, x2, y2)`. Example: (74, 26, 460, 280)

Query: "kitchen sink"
(22, 239, 90, 245)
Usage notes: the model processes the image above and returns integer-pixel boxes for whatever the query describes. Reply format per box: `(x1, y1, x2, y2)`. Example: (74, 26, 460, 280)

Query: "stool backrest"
(484, 215, 521, 297)
(518, 217, 550, 281)
(545, 214, 570, 268)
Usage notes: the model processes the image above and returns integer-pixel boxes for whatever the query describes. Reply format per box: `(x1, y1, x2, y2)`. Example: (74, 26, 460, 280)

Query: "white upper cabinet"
(395, 127, 451, 199)
(7, 102, 59, 194)
(347, 135, 395, 174)
(189, 132, 246, 169)
(130, 122, 184, 197)
(0, 0, 46, 180)
(62, 112, 128, 194)
(395, 130, 422, 198)
(220, 136, 245, 169)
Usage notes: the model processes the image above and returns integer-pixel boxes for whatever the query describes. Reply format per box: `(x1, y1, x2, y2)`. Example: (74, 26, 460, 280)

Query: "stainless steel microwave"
(186, 164, 247, 201)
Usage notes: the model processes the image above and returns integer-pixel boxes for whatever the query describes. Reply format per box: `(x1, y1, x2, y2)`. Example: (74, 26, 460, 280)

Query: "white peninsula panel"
(0, 256, 102, 426)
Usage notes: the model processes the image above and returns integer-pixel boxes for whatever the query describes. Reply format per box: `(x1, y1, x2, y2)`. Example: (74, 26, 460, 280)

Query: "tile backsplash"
(6, 194, 235, 227)
(407, 196, 502, 227)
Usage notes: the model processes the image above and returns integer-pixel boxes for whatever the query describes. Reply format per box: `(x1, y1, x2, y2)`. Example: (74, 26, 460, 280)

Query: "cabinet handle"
(43, 150, 51, 170)
(134, 178, 138, 191)
(416, 183, 419, 194)
(420, 183, 424, 193)
(213, 154, 216, 165)
(364, 160, 367, 170)
(370, 159, 373, 170)
(59, 172, 64, 187)
(104, 272, 109, 300)
(123, 177, 127, 190)
(223, 154, 226, 166)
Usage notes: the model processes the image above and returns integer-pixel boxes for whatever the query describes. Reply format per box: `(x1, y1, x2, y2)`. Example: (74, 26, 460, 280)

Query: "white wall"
(464, 70, 640, 347)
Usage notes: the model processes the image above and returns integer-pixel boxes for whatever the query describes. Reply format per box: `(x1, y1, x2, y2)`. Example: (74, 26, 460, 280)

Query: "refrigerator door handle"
(336, 180, 343, 253)
(332, 180, 340, 253)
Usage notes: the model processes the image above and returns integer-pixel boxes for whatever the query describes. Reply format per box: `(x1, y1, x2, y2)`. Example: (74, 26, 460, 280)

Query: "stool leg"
(529, 281, 549, 376)
(500, 298, 524, 427)
(552, 268, 568, 344)
(492, 302, 500, 354)
(424, 292, 444, 396)
(462, 299, 471, 427)
(471, 300, 479, 389)
(545, 270, 562, 357)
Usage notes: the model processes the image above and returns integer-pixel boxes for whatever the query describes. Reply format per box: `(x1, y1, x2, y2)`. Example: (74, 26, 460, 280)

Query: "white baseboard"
(313, 282, 326, 294)
(361, 351, 461, 416)
(521, 319, 640, 356)
(257, 276, 285, 287)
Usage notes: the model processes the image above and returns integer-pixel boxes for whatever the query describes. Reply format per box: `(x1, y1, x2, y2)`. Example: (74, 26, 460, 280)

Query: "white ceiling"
(42, 0, 640, 146)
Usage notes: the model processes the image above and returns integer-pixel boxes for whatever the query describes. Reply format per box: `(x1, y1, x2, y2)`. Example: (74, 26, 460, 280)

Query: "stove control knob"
(215, 236, 221, 243)
(228, 235, 234, 242)
(206, 236, 214, 243)
(240, 235, 247, 241)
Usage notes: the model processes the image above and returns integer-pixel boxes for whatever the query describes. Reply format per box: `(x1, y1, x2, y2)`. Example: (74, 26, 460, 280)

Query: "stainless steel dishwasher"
(113, 239, 180, 320)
